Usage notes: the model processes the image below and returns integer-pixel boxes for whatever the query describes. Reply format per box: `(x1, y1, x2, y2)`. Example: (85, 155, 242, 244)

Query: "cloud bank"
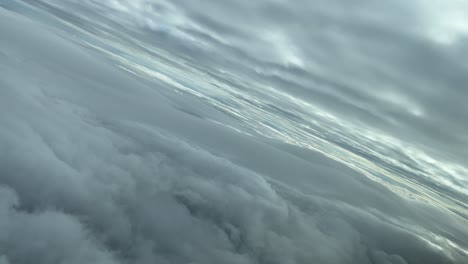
(1, 2, 468, 264)
(24, 0, 468, 208)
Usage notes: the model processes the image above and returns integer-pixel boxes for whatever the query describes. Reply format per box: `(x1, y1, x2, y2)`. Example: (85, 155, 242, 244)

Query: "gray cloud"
(173, 0, 468, 157)
(34, 0, 468, 162)
(1, 1, 468, 264)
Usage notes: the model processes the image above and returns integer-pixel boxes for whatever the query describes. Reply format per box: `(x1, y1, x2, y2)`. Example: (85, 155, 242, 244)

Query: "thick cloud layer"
(1, 1, 468, 264)
(22, 0, 468, 210)
(32, 0, 468, 155)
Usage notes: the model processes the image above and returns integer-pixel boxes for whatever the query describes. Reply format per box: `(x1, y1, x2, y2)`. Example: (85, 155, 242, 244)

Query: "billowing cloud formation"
(24, 0, 468, 205)
(1, 1, 468, 264)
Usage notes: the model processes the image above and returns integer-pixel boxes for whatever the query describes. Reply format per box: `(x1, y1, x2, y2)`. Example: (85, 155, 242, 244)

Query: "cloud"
(1, 2, 468, 264)
(31, 0, 468, 165)
(0, 187, 117, 264)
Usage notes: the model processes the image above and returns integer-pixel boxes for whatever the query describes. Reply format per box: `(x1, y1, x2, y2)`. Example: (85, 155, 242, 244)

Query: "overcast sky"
(1, 1, 468, 264)
(38, 0, 468, 155)
(30, 0, 468, 174)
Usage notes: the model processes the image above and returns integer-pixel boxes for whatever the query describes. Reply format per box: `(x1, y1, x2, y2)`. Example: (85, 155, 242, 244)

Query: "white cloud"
(415, 0, 468, 44)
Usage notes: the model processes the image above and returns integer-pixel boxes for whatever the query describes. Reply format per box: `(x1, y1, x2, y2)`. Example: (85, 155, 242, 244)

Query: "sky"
(0, 1, 467, 264)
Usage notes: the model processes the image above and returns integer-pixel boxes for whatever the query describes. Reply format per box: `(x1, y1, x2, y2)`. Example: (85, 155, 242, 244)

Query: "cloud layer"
(25, 0, 468, 205)
(1, 2, 468, 264)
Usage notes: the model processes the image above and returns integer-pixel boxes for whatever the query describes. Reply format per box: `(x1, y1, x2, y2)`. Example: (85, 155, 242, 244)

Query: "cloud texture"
(25, 0, 468, 200)
(1, 1, 468, 264)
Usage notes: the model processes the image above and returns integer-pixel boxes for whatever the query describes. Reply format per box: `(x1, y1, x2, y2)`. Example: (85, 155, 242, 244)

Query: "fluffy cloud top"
(1, 1, 468, 264)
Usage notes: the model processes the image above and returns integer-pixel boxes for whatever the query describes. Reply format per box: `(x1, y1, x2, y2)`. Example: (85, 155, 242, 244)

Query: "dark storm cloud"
(1, 2, 468, 264)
